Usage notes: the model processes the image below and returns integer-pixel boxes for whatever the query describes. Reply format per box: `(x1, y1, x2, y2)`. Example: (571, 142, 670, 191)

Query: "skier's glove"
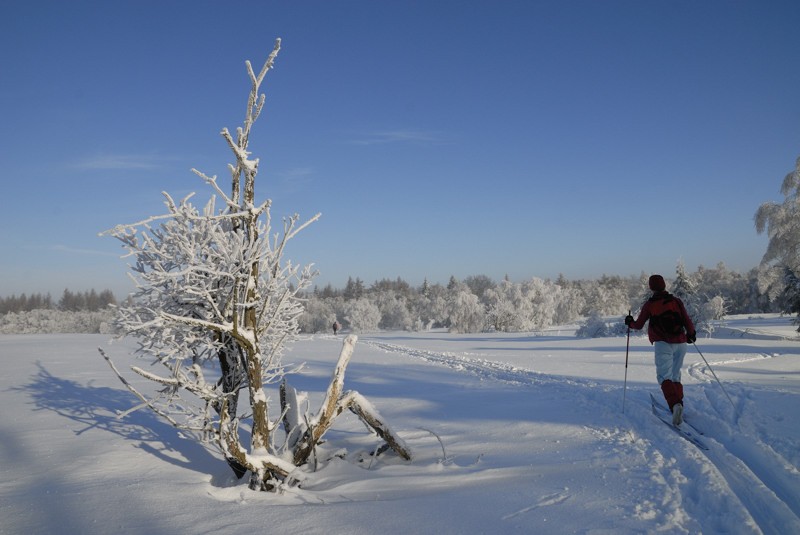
(686, 331, 697, 344)
(624, 315, 634, 326)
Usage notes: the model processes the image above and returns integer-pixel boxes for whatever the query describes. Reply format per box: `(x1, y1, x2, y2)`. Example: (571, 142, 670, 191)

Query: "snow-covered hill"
(1, 315, 797, 534)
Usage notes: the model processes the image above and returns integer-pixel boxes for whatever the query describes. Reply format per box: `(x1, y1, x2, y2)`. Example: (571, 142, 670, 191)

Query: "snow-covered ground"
(1, 315, 798, 534)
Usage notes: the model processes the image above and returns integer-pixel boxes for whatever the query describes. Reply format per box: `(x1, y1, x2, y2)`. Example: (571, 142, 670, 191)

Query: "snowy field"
(1, 315, 798, 534)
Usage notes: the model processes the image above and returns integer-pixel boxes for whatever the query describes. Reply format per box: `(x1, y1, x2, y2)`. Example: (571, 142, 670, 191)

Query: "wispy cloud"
(71, 153, 174, 171)
(273, 166, 315, 193)
(51, 245, 119, 258)
(348, 129, 448, 146)
(279, 167, 314, 183)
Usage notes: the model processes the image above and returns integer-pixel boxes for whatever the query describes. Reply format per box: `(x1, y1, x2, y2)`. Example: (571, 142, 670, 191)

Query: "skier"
(332, 320, 341, 335)
(625, 274, 697, 425)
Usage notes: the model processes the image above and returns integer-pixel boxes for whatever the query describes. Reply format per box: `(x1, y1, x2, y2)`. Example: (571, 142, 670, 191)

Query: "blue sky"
(1, 1, 798, 299)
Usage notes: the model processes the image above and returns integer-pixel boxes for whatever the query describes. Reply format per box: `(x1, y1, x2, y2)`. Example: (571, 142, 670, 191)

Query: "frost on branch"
(99, 39, 410, 491)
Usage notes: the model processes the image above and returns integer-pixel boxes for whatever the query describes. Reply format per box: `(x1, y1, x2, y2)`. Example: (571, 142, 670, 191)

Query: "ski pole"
(623, 310, 631, 414)
(692, 342, 737, 414)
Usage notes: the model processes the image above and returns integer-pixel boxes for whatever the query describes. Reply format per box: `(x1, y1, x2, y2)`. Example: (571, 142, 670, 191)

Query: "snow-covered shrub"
(576, 312, 628, 338)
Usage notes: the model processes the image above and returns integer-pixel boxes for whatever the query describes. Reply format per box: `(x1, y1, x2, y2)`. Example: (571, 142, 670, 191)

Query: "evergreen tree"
(777, 267, 800, 320)
(447, 275, 459, 291)
(343, 276, 365, 300)
(419, 278, 430, 298)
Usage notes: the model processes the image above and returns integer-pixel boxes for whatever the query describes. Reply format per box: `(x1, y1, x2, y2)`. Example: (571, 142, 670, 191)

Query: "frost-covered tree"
(464, 274, 496, 303)
(484, 277, 576, 333)
(298, 294, 337, 333)
(343, 297, 381, 333)
(447, 283, 486, 333)
(0, 292, 54, 314)
(375, 290, 414, 331)
(522, 277, 558, 331)
(553, 284, 585, 325)
(694, 262, 750, 314)
(402, 280, 447, 331)
(583, 275, 629, 316)
(777, 268, 800, 319)
(755, 156, 800, 326)
(100, 41, 409, 491)
(485, 279, 523, 332)
(672, 260, 711, 335)
(405, 290, 432, 331)
(755, 156, 800, 272)
(342, 276, 365, 300)
(703, 295, 727, 322)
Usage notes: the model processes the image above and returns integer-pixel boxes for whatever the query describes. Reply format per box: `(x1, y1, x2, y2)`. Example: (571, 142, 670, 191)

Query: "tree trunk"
(290, 335, 412, 466)
(292, 335, 356, 465)
(215, 333, 248, 478)
(280, 380, 307, 451)
(344, 391, 412, 461)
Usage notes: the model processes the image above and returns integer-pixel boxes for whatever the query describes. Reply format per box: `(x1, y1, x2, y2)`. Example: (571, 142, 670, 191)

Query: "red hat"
(649, 274, 666, 292)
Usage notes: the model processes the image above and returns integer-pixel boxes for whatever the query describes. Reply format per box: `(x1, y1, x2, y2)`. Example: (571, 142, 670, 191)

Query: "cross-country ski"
(650, 393, 709, 450)
(650, 392, 705, 435)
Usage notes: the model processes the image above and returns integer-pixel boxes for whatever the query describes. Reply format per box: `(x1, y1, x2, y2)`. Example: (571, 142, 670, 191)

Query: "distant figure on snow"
(332, 320, 341, 335)
(625, 274, 697, 425)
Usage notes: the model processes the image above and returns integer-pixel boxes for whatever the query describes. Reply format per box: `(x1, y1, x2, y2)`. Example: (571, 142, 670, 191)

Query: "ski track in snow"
(361, 339, 597, 389)
(362, 337, 800, 534)
(686, 352, 778, 385)
(501, 490, 571, 520)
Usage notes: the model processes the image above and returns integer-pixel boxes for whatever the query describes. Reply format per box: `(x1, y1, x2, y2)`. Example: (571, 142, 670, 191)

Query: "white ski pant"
(653, 341, 687, 385)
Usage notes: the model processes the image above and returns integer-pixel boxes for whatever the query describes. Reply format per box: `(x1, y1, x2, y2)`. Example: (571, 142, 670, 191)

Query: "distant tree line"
(0, 261, 786, 336)
(0, 288, 117, 314)
(299, 261, 776, 335)
(0, 288, 118, 334)
(0, 309, 116, 335)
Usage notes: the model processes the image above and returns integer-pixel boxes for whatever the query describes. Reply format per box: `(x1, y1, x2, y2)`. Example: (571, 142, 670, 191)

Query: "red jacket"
(629, 291, 696, 344)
